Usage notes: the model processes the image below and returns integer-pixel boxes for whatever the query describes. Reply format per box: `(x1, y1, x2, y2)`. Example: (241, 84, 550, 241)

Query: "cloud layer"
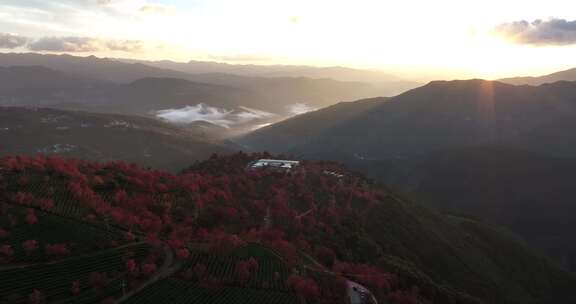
(155, 104, 275, 128)
(0, 32, 145, 53)
(0, 33, 28, 49)
(139, 4, 174, 15)
(29, 36, 144, 52)
(286, 103, 316, 115)
(495, 18, 576, 45)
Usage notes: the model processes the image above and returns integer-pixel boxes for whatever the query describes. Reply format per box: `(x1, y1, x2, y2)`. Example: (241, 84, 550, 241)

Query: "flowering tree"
(0, 154, 434, 304)
(141, 262, 157, 277)
(22, 240, 39, 255)
(28, 289, 44, 304)
(0, 244, 14, 261)
(0, 228, 10, 239)
(287, 274, 321, 302)
(314, 246, 336, 268)
(88, 272, 108, 290)
(25, 209, 38, 225)
(45, 243, 70, 257)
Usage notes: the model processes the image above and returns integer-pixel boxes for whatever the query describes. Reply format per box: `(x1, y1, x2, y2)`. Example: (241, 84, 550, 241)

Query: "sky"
(1, 0, 576, 80)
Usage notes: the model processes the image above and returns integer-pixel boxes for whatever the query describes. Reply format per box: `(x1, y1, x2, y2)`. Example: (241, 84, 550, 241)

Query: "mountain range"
(239, 79, 576, 271)
(241, 79, 576, 157)
(499, 68, 576, 86)
(120, 58, 406, 83)
(0, 53, 420, 133)
(3, 53, 576, 303)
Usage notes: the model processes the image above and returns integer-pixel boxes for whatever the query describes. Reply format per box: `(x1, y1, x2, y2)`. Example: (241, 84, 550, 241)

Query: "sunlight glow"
(2, 0, 576, 78)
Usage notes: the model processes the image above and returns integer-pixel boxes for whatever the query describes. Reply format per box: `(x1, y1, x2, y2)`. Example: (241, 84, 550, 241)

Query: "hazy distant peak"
(499, 67, 576, 86)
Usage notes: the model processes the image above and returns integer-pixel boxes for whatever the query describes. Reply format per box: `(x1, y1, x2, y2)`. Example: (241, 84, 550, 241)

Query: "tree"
(177, 248, 190, 259)
(0, 244, 14, 260)
(25, 209, 38, 225)
(142, 263, 157, 276)
(28, 289, 44, 304)
(22, 240, 39, 255)
(45, 243, 70, 257)
(287, 275, 321, 302)
(314, 246, 336, 268)
(126, 259, 138, 275)
(38, 198, 54, 211)
(0, 228, 10, 239)
(71, 281, 81, 295)
(101, 297, 115, 304)
(88, 272, 108, 290)
(192, 263, 207, 280)
(236, 260, 251, 285)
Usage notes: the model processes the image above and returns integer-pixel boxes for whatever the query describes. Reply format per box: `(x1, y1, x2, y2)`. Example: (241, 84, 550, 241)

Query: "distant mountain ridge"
(0, 53, 199, 83)
(0, 53, 417, 132)
(121, 57, 421, 102)
(499, 67, 576, 86)
(120, 58, 405, 83)
(242, 79, 576, 157)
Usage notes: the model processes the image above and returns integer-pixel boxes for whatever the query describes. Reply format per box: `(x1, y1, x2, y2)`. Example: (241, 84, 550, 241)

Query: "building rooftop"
(247, 159, 300, 171)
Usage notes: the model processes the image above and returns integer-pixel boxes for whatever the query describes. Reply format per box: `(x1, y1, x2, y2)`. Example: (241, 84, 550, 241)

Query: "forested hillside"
(0, 154, 574, 303)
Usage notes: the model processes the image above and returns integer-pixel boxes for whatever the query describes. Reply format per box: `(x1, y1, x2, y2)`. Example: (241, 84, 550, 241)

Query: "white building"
(246, 159, 300, 172)
(347, 280, 377, 304)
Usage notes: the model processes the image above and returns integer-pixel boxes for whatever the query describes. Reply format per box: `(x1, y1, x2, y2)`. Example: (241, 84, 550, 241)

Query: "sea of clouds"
(155, 104, 276, 128)
(156, 103, 317, 128)
(286, 103, 316, 115)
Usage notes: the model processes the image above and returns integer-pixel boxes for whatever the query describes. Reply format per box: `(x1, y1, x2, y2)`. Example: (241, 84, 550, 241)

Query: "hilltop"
(0, 154, 574, 303)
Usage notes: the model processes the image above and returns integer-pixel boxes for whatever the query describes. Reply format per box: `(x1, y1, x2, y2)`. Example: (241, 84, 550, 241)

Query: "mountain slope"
(416, 146, 576, 271)
(1, 154, 575, 303)
(289, 80, 576, 158)
(121, 58, 420, 87)
(0, 53, 406, 122)
(0, 53, 194, 83)
(102, 77, 267, 113)
(239, 79, 576, 272)
(180, 72, 400, 111)
(0, 107, 233, 172)
(0, 66, 108, 108)
(0, 53, 413, 107)
(239, 97, 387, 152)
(0, 66, 97, 90)
(127, 59, 422, 97)
(242, 79, 576, 158)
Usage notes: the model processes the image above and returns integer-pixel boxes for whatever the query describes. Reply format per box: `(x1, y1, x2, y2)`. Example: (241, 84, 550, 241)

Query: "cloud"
(28, 36, 144, 52)
(155, 104, 275, 128)
(494, 18, 576, 45)
(105, 39, 145, 52)
(29, 37, 101, 52)
(206, 54, 271, 62)
(0, 33, 28, 49)
(236, 106, 276, 122)
(0, 30, 147, 53)
(139, 4, 174, 15)
(286, 103, 316, 115)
